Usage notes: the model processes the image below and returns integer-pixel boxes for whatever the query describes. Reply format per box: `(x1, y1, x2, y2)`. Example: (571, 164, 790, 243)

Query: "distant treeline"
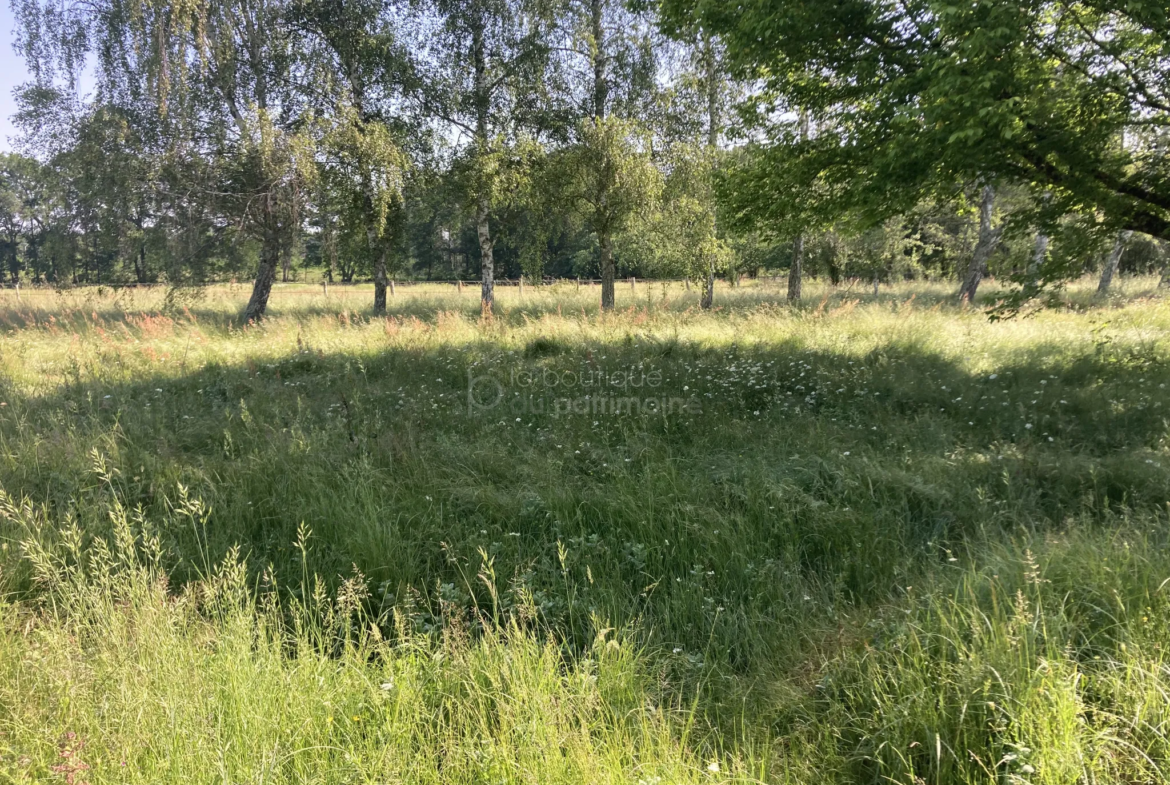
(2, 0, 1167, 317)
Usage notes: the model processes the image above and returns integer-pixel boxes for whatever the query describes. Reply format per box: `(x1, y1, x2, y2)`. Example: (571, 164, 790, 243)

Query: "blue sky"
(0, 4, 28, 151)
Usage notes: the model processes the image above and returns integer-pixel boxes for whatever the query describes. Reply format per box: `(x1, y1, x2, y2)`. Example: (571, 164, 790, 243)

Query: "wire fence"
(0, 276, 783, 295)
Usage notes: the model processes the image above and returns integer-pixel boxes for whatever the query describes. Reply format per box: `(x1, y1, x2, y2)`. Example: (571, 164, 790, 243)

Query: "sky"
(0, 4, 29, 151)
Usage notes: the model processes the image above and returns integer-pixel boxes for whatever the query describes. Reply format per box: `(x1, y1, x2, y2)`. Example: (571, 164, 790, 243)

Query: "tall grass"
(0, 465, 748, 784)
(1, 276, 1169, 783)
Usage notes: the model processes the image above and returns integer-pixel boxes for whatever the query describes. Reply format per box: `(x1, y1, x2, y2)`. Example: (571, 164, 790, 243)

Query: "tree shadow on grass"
(0, 318, 1164, 610)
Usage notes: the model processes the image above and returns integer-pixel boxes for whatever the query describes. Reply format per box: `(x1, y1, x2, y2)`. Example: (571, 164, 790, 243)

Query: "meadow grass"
(1, 276, 1169, 783)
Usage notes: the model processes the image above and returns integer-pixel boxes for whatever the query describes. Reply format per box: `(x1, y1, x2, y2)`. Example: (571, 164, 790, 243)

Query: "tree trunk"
(700, 264, 714, 309)
(477, 198, 495, 314)
(244, 228, 280, 323)
(373, 244, 389, 314)
(700, 35, 719, 309)
(787, 113, 810, 304)
(958, 184, 1002, 304)
(788, 234, 804, 303)
(472, 8, 495, 315)
(281, 241, 292, 282)
(1097, 231, 1132, 295)
(1028, 230, 1049, 278)
(133, 241, 147, 283)
(325, 221, 336, 283)
(600, 231, 615, 310)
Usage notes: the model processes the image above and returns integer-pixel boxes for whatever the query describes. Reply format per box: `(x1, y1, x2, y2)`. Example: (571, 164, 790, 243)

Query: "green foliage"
(320, 108, 410, 268)
(661, 0, 1170, 296)
(558, 117, 663, 243)
(5, 0, 1169, 302)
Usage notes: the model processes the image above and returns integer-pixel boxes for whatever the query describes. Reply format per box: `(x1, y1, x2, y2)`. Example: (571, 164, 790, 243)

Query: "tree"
(558, 117, 661, 308)
(319, 111, 409, 310)
(554, 0, 661, 309)
(1098, 231, 1134, 295)
(0, 154, 46, 283)
(786, 112, 810, 303)
(296, 0, 413, 313)
(958, 185, 1004, 304)
(657, 0, 1170, 290)
(647, 143, 728, 290)
(14, 0, 316, 321)
(424, 0, 558, 314)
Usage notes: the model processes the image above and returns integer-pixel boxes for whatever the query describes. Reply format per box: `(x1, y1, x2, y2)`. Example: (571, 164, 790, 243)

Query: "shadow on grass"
(0, 320, 1165, 660)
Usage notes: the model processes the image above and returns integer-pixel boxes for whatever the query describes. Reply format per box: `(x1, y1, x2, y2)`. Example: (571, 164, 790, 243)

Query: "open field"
(2, 277, 1170, 783)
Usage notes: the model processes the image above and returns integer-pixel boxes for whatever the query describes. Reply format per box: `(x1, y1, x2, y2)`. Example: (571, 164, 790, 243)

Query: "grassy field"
(1, 276, 1170, 784)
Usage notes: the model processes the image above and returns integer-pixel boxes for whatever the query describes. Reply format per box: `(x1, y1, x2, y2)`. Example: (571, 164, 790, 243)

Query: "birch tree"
(296, 0, 412, 313)
(958, 185, 1003, 305)
(556, 0, 660, 309)
(424, 0, 556, 314)
(13, 0, 316, 322)
(1097, 231, 1134, 295)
